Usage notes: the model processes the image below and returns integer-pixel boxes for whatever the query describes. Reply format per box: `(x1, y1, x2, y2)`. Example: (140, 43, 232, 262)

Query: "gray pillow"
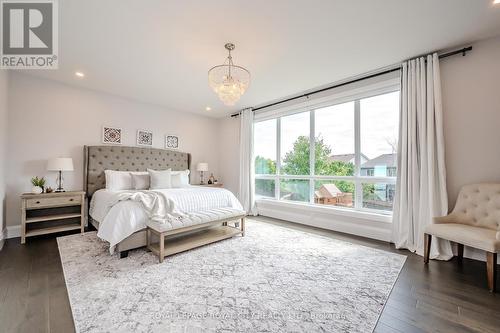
(131, 173, 150, 190)
(147, 168, 172, 189)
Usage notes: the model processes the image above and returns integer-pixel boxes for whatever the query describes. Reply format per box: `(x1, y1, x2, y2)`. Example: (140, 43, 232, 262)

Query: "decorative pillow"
(171, 169, 190, 188)
(148, 168, 172, 189)
(131, 173, 150, 190)
(105, 170, 133, 191)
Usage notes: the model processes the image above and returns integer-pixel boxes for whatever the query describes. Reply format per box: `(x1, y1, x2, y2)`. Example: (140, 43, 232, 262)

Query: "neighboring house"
(314, 183, 353, 207)
(359, 153, 397, 211)
(329, 153, 368, 165)
(360, 153, 397, 177)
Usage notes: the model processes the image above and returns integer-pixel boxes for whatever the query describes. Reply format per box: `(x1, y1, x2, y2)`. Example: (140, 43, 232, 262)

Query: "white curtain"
(392, 53, 453, 260)
(238, 108, 256, 214)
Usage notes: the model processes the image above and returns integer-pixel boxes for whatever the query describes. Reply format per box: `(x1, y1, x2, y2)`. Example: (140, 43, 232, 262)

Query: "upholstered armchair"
(424, 183, 500, 292)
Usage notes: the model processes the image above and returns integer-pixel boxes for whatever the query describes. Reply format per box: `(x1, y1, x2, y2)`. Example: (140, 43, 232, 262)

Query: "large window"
(254, 119, 277, 198)
(254, 89, 399, 214)
(281, 112, 310, 175)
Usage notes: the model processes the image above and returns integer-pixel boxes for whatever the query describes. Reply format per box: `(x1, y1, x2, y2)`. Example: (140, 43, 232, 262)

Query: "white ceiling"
(23, 0, 500, 118)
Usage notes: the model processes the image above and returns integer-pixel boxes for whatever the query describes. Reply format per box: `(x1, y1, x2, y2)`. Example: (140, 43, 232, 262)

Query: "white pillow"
(105, 170, 133, 191)
(148, 168, 172, 189)
(171, 169, 190, 188)
(131, 173, 150, 190)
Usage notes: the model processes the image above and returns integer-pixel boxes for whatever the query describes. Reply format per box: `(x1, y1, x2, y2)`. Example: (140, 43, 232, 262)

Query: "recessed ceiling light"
(494, 0, 500, 4)
(205, 106, 211, 111)
(75, 71, 85, 78)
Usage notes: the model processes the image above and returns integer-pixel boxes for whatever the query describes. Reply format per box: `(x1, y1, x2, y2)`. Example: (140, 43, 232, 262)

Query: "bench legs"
(424, 233, 431, 264)
(159, 233, 165, 263)
(487, 252, 497, 293)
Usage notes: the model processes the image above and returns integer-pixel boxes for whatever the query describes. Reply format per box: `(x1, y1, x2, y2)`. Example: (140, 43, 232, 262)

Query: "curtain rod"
(230, 46, 472, 118)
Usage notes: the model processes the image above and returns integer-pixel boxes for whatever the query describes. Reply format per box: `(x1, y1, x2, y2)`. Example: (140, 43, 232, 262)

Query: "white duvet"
(90, 186, 243, 252)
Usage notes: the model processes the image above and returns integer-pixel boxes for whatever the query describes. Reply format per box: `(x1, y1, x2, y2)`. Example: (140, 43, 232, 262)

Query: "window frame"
(254, 80, 400, 216)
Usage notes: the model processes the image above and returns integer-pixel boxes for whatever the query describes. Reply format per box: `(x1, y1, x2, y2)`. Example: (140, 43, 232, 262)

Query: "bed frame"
(83, 145, 192, 257)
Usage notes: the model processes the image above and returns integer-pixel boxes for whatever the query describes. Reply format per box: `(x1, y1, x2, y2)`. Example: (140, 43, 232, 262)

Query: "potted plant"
(31, 176, 46, 194)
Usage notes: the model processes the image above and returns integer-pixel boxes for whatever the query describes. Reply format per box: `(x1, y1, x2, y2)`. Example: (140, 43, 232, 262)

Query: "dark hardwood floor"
(0, 217, 499, 333)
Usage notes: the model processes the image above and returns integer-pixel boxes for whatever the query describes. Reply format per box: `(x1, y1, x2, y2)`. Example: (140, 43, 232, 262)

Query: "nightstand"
(20, 191, 85, 244)
(197, 184, 223, 188)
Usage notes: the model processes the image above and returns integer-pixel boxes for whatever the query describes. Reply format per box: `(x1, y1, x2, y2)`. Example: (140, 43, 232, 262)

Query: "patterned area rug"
(57, 220, 406, 333)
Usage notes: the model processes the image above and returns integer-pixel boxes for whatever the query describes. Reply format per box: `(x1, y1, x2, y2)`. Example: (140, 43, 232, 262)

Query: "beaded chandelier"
(208, 43, 250, 106)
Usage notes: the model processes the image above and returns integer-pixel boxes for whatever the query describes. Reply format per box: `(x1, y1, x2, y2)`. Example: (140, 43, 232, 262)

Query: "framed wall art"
(102, 126, 122, 144)
(165, 135, 179, 149)
(137, 129, 153, 146)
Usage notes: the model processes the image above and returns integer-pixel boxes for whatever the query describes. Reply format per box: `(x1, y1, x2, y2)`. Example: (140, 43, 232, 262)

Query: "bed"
(83, 145, 244, 257)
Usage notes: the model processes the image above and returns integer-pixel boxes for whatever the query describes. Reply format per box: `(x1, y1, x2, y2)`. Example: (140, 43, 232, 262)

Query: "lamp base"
(199, 171, 205, 185)
(55, 171, 65, 192)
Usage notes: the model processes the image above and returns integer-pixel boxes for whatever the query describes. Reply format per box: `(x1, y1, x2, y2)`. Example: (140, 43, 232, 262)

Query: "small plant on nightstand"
(31, 176, 46, 194)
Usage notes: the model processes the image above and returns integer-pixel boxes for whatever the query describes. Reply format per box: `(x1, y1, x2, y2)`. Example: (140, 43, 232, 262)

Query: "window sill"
(255, 198, 392, 223)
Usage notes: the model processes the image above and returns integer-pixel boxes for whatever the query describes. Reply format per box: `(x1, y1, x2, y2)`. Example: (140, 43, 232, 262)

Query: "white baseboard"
(0, 228, 6, 250)
(6, 225, 21, 239)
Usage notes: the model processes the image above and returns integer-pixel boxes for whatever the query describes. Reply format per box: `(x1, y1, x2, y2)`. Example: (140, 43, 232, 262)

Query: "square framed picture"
(102, 126, 122, 144)
(137, 129, 153, 146)
(165, 135, 179, 149)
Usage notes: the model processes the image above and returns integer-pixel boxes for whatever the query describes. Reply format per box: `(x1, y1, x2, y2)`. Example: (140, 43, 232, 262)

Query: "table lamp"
(47, 157, 74, 192)
(197, 162, 208, 185)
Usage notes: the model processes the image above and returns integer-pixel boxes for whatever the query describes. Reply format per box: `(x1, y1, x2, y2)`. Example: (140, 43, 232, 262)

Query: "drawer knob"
(36, 201, 40, 204)
(69, 198, 74, 201)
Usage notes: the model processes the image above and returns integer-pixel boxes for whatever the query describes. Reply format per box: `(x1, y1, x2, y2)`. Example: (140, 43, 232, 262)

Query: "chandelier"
(208, 43, 250, 106)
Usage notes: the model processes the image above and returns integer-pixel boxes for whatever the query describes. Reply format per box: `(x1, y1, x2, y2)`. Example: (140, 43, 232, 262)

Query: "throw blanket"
(113, 191, 185, 224)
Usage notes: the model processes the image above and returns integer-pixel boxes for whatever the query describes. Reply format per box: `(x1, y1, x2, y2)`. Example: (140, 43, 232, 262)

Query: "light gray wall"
(441, 35, 500, 210)
(5, 73, 220, 228)
(0, 71, 8, 248)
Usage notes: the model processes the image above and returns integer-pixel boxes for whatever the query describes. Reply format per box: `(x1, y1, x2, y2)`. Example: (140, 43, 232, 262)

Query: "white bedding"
(90, 186, 243, 252)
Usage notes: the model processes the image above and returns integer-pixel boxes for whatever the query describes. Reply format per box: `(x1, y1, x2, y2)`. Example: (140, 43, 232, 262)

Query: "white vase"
(31, 186, 43, 194)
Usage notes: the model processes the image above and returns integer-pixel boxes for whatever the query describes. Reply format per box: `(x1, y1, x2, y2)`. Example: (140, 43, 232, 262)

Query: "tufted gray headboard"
(84, 145, 191, 197)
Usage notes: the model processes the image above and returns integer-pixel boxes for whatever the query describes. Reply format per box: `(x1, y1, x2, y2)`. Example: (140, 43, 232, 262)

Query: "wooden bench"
(146, 209, 246, 263)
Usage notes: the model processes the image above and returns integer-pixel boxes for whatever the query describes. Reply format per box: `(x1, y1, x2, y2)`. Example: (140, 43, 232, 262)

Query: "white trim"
(354, 99, 362, 210)
(256, 199, 392, 241)
(256, 174, 395, 183)
(309, 110, 315, 204)
(257, 198, 392, 223)
(276, 118, 281, 199)
(0, 228, 6, 250)
(6, 225, 21, 239)
(254, 77, 400, 122)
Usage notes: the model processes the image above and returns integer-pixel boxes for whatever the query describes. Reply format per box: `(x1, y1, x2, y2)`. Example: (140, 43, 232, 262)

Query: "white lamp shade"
(196, 162, 208, 172)
(47, 157, 74, 171)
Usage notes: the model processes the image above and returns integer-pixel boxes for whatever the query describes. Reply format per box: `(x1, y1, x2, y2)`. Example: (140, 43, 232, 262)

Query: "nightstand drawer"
(26, 195, 82, 209)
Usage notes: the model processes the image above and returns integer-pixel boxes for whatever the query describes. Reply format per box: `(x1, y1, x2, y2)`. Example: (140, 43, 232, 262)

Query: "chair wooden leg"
(486, 252, 497, 292)
(457, 243, 464, 263)
(424, 233, 432, 264)
(241, 217, 245, 237)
